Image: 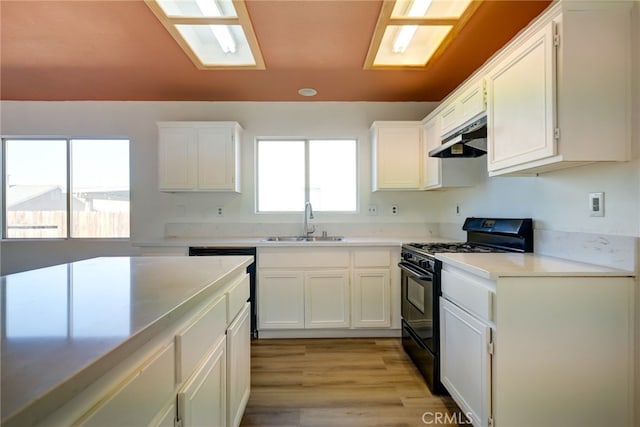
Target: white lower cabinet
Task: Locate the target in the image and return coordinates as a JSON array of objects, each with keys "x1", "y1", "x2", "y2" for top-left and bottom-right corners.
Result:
[
  {"x1": 46, "y1": 271, "x2": 252, "y2": 427},
  {"x1": 440, "y1": 261, "x2": 635, "y2": 427},
  {"x1": 305, "y1": 270, "x2": 350, "y2": 328},
  {"x1": 352, "y1": 269, "x2": 391, "y2": 328},
  {"x1": 258, "y1": 271, "x2": 305, "y2": 329},
  {"x1": 257, "y1": 247, "x2": 399, "y2": 336},
  {"x1": 77, "y1": 342, "x2": 176, "y2": 427},
  {"x1": 440, "y1": 298, "x2": 491, "y2": 427},
  {"x1": 226, "y1": 303, "x2": 251, "y2": 427},
  {"x1": 177, "y1": 336, "x2": 227, "y2": 427}
]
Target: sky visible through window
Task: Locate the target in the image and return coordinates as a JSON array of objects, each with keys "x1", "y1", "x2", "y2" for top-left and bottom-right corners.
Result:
[{"x1": 257, "y1": 139, "x2": 356, "y2": 212}]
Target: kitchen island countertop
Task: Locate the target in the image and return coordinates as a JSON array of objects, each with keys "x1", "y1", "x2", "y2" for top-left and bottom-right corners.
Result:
[{"x1": 1, "y1": 255, "x2": 253, "y2": 426}]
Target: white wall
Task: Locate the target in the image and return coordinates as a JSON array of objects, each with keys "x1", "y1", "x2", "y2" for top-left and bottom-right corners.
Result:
[{"x1": 0, "y1": 101, "x2": 439, "y2": 273}]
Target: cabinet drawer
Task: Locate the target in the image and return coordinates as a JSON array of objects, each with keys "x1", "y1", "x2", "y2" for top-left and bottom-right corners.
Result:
[
  {"x1": 227, "y1": 274, "x2": 250, "y2": 323},
  {"x1": 78, "y1": 343, "x2": 175, "y2": 427},
  {"x1": 441, "y1": 269, "x2": 493, "y2": 321},
  {"x1": 176, "y1": 295, "x2": 227, "y2": 383},
  {"x1": 353, "y1": 250, "x2": 391, "y2": 267},
  {"x1": 259, "y1": 249, "x2": 350, "y2": 268}
]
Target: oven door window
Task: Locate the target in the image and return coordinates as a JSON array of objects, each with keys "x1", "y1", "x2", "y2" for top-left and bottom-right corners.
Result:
[
  {"x1": 407, "y1": 277, "x2": 425, "y2": 313},
  {"x1": 401, "y1": 268, "x2": 434, "y2": 351}
]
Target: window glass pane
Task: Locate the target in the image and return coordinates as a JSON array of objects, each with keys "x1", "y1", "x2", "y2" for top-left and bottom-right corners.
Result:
[
  {"x1": 71, "y1": 139, "x2": 130, "y2": 238},
  {"x1": 309, "y1": 140, "x2": 357, "y2": 211},
  {"x1": 5, "y1": 139, "x2": 67, "y2": 238},
  {"x1": 258, "y1": 140, "x2": 305, "y2": 212}
]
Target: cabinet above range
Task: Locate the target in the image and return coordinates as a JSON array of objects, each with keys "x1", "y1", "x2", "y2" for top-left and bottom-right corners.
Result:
[
  {"x1": 157, "y1": 121, "x2": 242, "y2": 192},
  {"x1": 370, "y1": 120, "x2": 484, "y2": 192}
]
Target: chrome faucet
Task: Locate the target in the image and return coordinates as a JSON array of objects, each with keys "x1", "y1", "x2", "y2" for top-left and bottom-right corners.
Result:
[{"x1": 304, "y1": 201, "x2": 316, "y2": 236}]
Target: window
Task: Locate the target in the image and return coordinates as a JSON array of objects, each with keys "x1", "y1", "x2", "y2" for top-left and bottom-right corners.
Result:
[
  {"x1": 3, "y1": 138, "x2": 130, "y2": 238},
  {"x1": 257, "y1": 139, "x2": 357, "y2": 212}
]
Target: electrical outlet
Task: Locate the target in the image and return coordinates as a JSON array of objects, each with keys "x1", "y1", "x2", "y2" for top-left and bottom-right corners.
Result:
[
  {"x1": 368, "y1": 205, "x2": 378, "y2": 216},
  {"x1": 216, "y1": 206, "x2": 224, "y2": 217},
  {"x1": 589, "y1": 192, "x2": 604, "y2": 217},
  {"x1": 391, "y1": 204, "x2": 399, "y2": 216}
]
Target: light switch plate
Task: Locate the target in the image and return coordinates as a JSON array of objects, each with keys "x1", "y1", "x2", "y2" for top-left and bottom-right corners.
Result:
[{"x1": 589, "y1": 192, "x2": 604, "y2": 217}]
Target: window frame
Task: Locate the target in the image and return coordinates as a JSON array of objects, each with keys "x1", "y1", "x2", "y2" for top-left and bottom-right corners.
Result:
[
  {"x1": 255, "y1": 137, "x2": 359, "y2": 214},
  {"x1": 1, "y1": 136, "x2": 131, "y2": 240}
]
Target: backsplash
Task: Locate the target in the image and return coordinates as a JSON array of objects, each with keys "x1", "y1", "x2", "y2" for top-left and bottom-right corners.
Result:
[
  {"x1": 534, "y1": 229, "x2": 638, "y2": 272},
  {"x1": 165, "y1": 221, "x2": 441, "y2": 239}
]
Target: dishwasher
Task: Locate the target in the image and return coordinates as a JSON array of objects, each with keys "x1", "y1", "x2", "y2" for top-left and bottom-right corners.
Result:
[{"x1": 188, "y1": 246, "x2": 257, "y2": 338}]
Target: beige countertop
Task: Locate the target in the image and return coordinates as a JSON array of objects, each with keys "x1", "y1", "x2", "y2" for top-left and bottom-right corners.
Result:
[
  {"x1": 436, "y1": 252, "x2": 635, "y2": 281},
  {"x1": 1, "y1": 255, "x2": 253, "y2": 425}
]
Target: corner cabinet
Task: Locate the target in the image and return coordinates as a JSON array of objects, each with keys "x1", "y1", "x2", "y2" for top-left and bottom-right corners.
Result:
[
  {"x1": 158, "y1": 121, "x2": 242, "y2": 192},
  {"x1": 486, "y1": 2, "x2": 632, "y2": 176},
  {"x1": 371, "y1": 121, "x2": 423, "y2": 191}
]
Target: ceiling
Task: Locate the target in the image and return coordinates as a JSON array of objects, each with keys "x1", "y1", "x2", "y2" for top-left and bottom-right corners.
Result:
[{"x1": 0, "y1": 0, "x2": 552, "y2": 102}]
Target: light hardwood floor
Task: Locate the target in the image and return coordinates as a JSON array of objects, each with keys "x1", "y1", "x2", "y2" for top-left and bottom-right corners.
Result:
[{"x1": 239, "y1": 338, "x2": 465, "y2": 427}]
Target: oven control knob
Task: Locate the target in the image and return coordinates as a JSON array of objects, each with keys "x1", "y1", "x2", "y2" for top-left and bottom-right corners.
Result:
[
  {"x1": 403, "y1": 253, "x2": 412, "y2": 261},
  {"x1": 418, "y1": 259, "x2": 427, "y2": 268}
]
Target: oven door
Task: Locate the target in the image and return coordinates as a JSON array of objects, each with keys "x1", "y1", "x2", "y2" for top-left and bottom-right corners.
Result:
[{"x1": 399, "y1": 261, "x2": 436, "y2": 354}]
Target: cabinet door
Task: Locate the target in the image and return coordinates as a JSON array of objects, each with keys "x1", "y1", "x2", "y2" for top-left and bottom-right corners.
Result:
[
  {"x1": 226, "y1": 303, "x2": 251, "y2": 427},
  {"x1": 258, "y1": 271, "x2": 304, "y2": 329},
  {"x1": 197, "y1": 126, "x2": 237, "y2": 191},
  {"x1": 440, "y1": 297, "x2": 491, "y2": 427},
  {"x1": 352, "y1": 269, "x2": 390, "y2": 328},
  {"x1": 304, "y1": 270, "x2": 350, "y2": 328},
  {"x1": 158, "y1": 127, "x2": 197, "y2": 190},
  {"x1": 422, "y1": 117, "x2": 441, "y2": 189},
  {"x1": 372, "y1": 124, "x2": 422, "y2": 190},
  {"x1": 177, "y1": 336, "x2": 226, "y2": 427},
  {"x1": 458, "y1": 80, "x2": 486, "y2": 126},
  {"x1": 439, "y1": 103, "x2": 458, "y2": 137},
  {"x1": 78, "y1": 343, "x2": 175, "y2": 427},
  {"x1": 487, "y1": 22, "x2": 556, "y2": 174}
]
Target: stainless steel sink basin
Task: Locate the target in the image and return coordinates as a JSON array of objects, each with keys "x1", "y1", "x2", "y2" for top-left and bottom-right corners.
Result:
[{"x1": 262, "y1": 235, "x2": 344, "y2": 242}]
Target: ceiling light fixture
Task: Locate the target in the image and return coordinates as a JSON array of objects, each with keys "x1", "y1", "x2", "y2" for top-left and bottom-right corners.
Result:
[
  {"x1": 365, "y1": 0, "x2": 477, "y2": 69},
  {"x1": 298, "y1": 88, "x2": 318, "y2": 97},
  {"x1": 146, "y1": 0, "x2": 265, "y2": 69},
  {"x1": 194, "y1": 0, "x2": 236, "y2": 53},
  {"x1": 392, "y1": 0, "x2": 432, "y2": 53}
]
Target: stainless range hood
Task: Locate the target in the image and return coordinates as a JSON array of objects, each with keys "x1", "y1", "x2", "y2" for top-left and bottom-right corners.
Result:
[{"x1": 429, "y1": 116, "x2": 487, "y2": 158}]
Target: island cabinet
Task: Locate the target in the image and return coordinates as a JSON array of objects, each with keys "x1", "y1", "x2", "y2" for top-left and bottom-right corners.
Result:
[
  {"x1": 486, "y1": 1, "x2": 632, "y2": 176},
  {"x1": 14, "y1": 260, "x2": 252, "y2": 427},
  {"x1": 437, "y1": 253, "x2": 635, "y2": 427},
  {"x1": 257, "y1": 247, "x2": 400, "y2": 337},
  {"x1": 158, "y1": 121, "x2": 242, "y2": 192},
  {"x1": 370, "y1": 121, "x2": 423, "y2": 191}
]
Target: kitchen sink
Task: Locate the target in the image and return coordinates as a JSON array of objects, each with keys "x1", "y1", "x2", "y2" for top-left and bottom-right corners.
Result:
[{"x1": 262, "y1": 235, "x2": 344, "y2": 242}]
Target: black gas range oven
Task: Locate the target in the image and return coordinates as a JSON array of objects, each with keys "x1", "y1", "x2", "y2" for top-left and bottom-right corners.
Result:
[{"x1": 399, "y1": 217, "x2": 533, "y2": 394}]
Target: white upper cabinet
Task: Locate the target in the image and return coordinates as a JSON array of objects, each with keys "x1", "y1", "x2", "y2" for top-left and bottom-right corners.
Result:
[
  {"x1": 158, "y1": 121, "x2": 242, "y2": 192},
  {"x1": 486, "y1": 23, "x2": 555, "y2": 173},
  {"x1": 371, "y1": 121, "x2": 423, "y2": 191},
  {"x1": 486, "y1": 2, "x2": 632, "y2": 176},
  {"x1": 440, "y1": 79, "x2": 487, "y2": 137}
]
